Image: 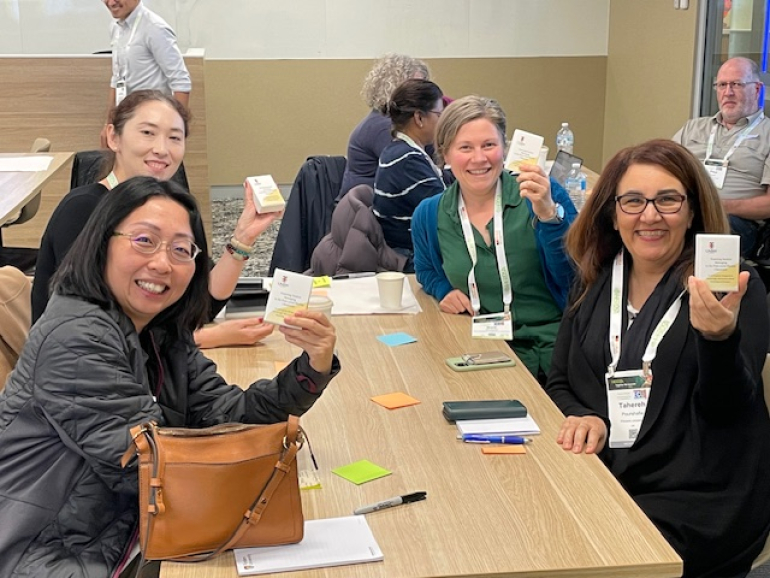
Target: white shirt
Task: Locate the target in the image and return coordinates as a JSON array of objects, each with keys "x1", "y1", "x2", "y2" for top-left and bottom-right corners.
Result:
[{"x1": 110, "y1": 1, "x2": 191, "y2": 95}]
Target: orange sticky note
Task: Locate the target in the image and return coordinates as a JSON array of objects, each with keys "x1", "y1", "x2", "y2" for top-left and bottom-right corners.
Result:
[
  {"x1": 371, "y1": 392, "x2": 421, "y2": 409},
  {"x1": 481, "y1": 445, "x2": 527, "y2": 455}
]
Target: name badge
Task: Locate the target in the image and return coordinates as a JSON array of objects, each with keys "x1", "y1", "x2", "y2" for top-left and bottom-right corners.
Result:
[
  {"x1": 115, "y1": 79, "x2": 127, "y2": 106},
  {"x1": 605, "y1": 369, "x2": 650, "y2": 449},
  {"x1": 471, "y1": 312, "x2": 513, "y2": 340},
  {"x1": 703, "y1": 159, "x2": 728, "y2": 189}
]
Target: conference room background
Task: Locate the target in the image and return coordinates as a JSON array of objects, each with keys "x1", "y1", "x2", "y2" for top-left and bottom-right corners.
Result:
[{"x1": 1, "y1": 0, "x2": 699, "y2": 185}]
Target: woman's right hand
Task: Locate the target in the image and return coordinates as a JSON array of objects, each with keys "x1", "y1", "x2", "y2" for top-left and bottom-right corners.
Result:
[
  {"x1": 280, "y1": 310, "x2": 336, "y2": 375},
  {"x1": 439, "y1": 289, "x2": 474, "y2": 315},
  {"x1": 556, "y1": 415, "x2": 607, "y2": 454}
]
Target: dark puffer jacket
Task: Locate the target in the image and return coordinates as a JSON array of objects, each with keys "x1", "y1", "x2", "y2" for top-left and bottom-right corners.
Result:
[
  {"x1": 0, "y1": 294, "x2": 338, "y2": 577},
  {"x1": 308, "y1": 184, "x2": 406, "y2": 276}
]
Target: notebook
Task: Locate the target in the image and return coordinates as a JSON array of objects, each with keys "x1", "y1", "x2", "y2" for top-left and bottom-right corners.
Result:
[
  {"x1": 455, "y1": 415, "x2": 541, "y2": 436},
  {"x1": 234, "y1": 516, "x2": 383, "y2": 575}
]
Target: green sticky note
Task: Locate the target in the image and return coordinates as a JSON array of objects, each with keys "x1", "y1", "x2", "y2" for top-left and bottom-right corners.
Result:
[{"x1": 332, "y1": 460, "x2": 391, "y2": 485}]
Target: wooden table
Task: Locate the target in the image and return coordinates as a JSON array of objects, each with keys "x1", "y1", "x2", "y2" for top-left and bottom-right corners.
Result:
[
  {"x1": 161, "y1": 280, "x2": 682, "y2": 578},
  {"x1": 0, "y1": 152, "x2": 73, "y2": 228}
]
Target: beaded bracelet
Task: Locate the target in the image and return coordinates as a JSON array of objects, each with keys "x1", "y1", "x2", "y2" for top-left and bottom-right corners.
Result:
[
  {"x1": 226, "y1": 243, "x2": 250, "y2": 261},
  {"x1": 229, "y1": 235, "x2": 255, "y2": 254}
]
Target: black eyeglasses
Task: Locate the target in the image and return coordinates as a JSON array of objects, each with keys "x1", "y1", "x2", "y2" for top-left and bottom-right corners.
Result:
[
  {"x1": 113, "y1": 231, "x2": 201, "y2": 262},
  {"x1": 425, "y1": 110, "x2": 442, "y2": 117},
  {"x1": 712, "y1": 81, "x2": 759, "y2": 92},
  {"x1": 615, "y1": 193, "x2": 687, "y2": 215}
]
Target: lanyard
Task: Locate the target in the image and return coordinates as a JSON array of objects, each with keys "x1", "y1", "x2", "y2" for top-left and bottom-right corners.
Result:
[
  {"x1": 457, "y1": 181, "x2": 512, "y2": 315},
  {"x1": 395, "y1": 132, "x2": 444, "y2": 180},
  {"x1": 113, "y1": 9, "x2": 144, "y2": 80},
  {"x1": 705, "y1": 112, "x2": 764, "y2": 161},
  {"x1": 608, "y1": 252, "x2": 684, "y2": 380}
]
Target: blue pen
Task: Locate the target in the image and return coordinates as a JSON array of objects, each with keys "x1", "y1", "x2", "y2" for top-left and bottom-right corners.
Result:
[{"x1": 458, "y1": 434, "x2": 532, "y2": 444}]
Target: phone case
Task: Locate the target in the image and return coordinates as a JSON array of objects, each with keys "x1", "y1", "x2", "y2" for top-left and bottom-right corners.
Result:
[
  {"x1": 445, "y1": 354, "x2": 515, "y2": 372},
  {"x1": 442, "y1": 399, "x2": 527, "y2": 421}
]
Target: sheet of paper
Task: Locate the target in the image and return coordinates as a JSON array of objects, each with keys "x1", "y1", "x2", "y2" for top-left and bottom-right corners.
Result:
[
  {"x1": 371, "y1": 392, "x2": 421, "y2": 409},
  {"x1": 234, "y1": 516, "x2": 383, "y2": 576},
  {"x1": 0, "y1": 155, "x2": 53, "y2": 172},
  {"x1": 327, "y1": 277, "x2": 422, "y2": 315},
  {"x1": 456, "y1": 416, "x2": 541, "y2": 436},
  {"x1": 377, "y1": 332, "x2": 417, "y2": 347},
  {"x1": 505, "y1": 129, "x2": 544, "y2": 173},
  {"x1": 332, "y1": 459, "x2": 391, "y2": 485}
]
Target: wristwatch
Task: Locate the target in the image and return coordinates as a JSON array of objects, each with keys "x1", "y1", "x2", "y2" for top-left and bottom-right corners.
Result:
[{"x1": 538, "y1": 203, "x2": 565, "y2": 224}]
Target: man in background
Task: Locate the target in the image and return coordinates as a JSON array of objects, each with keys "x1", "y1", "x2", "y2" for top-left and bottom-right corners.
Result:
[
  {"x1": 674, "y1": 56, "x2": 770, "y2": 257},
  {"x1": 100, "y1": 0, "x2": 191, "y2": 146}
]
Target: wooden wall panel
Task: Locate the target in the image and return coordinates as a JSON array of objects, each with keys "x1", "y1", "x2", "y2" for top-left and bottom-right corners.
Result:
[{"x1": 0, "y1": 54, "x2": 210, "y2": 248}]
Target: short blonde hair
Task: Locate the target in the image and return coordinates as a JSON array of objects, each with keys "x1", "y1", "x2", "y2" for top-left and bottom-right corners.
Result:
[
  {"x1": 434, "y1": 95, "x2": 507, "y2": 166},
  {"x1": 361, "y1": 53, "x2": 430, "y2": 110}
]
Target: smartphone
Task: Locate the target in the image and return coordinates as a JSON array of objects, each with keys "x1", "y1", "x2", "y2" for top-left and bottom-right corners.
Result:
[
  {"x1": 442, "y1": 399, "x2": 527, "y2": 422},
  {"x1": 445, "y1": 351, "x2": 515, "y2": 372}
]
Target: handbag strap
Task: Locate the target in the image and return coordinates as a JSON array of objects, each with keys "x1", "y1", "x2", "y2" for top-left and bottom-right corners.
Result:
[{"x1": 176, "y1": 415, "x2": 301, "y2": 562}]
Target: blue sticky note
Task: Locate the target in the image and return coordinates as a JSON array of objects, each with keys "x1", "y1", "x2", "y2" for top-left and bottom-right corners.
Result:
[{"x1": 377, "y1": 332, "x2": 417, "y2": 347}]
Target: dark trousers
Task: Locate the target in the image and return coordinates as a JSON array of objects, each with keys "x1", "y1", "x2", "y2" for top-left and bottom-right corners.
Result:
[{"x1": 728, "y1": 215, "x2": 760, "y2": 258}]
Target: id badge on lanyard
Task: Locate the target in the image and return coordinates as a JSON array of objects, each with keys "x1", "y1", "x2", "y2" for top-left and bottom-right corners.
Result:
[
  {"x1": 703, "y1": 159, "x2": 728, "y2": 189},
  {"x1": 472, "y1": 312, "x2": 513, "y2": 340},
  {"x1": 604, "y1": 252, "x2": 683, "y2": 449},
  {"x1": 115, "y1": 79, "x2": 127, "y2": 106},
  {"x1": 703, "y1": 113, "x2": 764, "y2": 190},
  {"x1": 457, "y1": 182, "x2": 514, "y2": 342},
  {"x1": 605, "y1": 370, "x2": 649, "y2": 448},
  {"x1": 112, "y1": 10, "x2": 143, "y2": 107}
]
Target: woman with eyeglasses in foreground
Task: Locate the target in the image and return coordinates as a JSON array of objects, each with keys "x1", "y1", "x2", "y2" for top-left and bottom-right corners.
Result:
[
  {"x1": 544, "y1": 140, "x2": 770, "y2": 578},
  {"x1": 0, "y1": 177, "x2": 338, "y2": 577},
  {"x1": 32, "y1": 89, "x2": 277, "y2": 349}
]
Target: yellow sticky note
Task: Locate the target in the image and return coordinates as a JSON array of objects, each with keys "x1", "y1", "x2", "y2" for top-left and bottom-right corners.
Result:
[
  {"x1": 332, "y1": 460, "x2": 391, "y2": 485},
  {"x1": 371, "y1": 392, "x2": 421, "y2": 409},
  {"x1": 299, "y1": 469, "x2": 322, "y2": 490},
  {"x1": 481, "y1": 445, "x2": 527, "y2": 455},
  {"x1": 313, "y1": 276, "x2": 332, "y2": 288}
]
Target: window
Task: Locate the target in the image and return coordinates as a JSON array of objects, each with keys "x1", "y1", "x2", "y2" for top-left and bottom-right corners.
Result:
[{"x1": 699, "y1": 0, "x2": 769, "y2": 116}]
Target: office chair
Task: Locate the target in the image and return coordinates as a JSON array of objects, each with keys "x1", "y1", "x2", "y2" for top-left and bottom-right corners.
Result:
[
  {"x1": 70, "y1": 150, "x2": 190, "y2": 191},
  {"x1": 269, "y1": 155, "x2": 347, "y2": 275},
  {"x1": 0, "y1": 138, "x2": 52, "y2": 274}
]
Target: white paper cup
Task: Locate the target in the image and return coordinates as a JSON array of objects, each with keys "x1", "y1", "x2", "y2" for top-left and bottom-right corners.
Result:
[
  {"x1": 376, "y1": 272, "x2": 405, "y2": 310},
  {"x1": 307, "y1": 295, "x2": 333, "y2": 319},
  {"x1": 538, "y1": 146, "x2": 549, "y2": 170}
]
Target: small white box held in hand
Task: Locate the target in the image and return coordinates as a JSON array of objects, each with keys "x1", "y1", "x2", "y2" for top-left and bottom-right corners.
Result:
[
  {"x1": 264, "y1": 269, "x2": 313, "y2": 327},
  {"x1": 694, "y1": 234, "x2": 740, "y2": 292},
  {"x1": 376, "y1": 272, "x2": 405, "y2": 310},
  {"x1": 245, "y1": 175, "x2": 285, "y2": 214}
]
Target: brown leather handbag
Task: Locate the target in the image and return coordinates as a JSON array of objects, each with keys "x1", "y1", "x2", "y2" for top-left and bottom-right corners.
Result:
[{"x1": 120, "y1": 415, "x2": 304, "y2": 561}]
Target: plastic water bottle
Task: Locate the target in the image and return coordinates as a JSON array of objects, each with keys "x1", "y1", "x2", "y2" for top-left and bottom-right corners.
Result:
[
  {"x1": 556, "y1": 122, "x2": 574, "y2": 154},
  {"x1": 565, "y1": 162, "x2": 585, "y2": 211}
]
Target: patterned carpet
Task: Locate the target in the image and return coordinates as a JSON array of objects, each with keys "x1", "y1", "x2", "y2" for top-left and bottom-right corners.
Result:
[{"x1": 211, "y1": 198, "x2": 279, "y2": 277}]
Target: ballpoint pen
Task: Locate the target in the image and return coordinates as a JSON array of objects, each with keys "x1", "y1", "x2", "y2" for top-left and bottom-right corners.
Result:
[
  {"x1": 332, "y1": 272, "x2": 376, "y2": 279},
  {"x1": 353, "y1": 491, "x2": 427, "y2": 515},
  {"x1": 458, "y1": 434, "x2": 532, "y2": 444}
]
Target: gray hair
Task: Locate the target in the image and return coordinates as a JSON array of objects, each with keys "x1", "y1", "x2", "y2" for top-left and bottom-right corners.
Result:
[{"x1": 361, "y1": 53, "x2": 430, "y2": 110}]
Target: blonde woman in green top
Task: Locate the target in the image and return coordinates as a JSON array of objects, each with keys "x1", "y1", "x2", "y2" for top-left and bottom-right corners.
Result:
[{"x1": 412, "y1": 96, "x2": 577, "y2": 381}]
